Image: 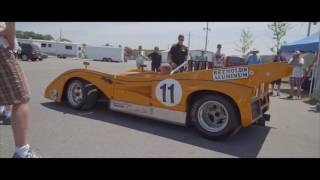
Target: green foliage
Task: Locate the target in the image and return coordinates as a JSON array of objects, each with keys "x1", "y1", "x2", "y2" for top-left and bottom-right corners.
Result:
[
  {"x1": 234, "y1": 28, "x2": 254, "y2": 55},
  {"x1": 60, "y1": 38, "x2": 72, "y2": 42},
  {"x1": 16, "y1": 30, "x2": 54, "y2": 40},
  {"x1": 268, "y1": 22, "x2": 290, "y2": 53}
]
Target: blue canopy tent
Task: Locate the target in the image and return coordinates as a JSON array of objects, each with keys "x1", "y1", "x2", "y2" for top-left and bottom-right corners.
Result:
[
  {"x1": 280, "y1": 31, "x2": 320, "y2": 53},
  {"x1": 280, "y1": 31, "x2": 320, "y2": 101}
]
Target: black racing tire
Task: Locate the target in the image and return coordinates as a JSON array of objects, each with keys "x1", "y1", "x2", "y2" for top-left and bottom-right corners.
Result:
[
  {"x1": 81, "y1": 84, "x2": 98, "y2": 110},
  {"x1": 66, "y1": 79, "x2": 98, "y2": 110},
  {"x1": 190, "y1": 94, "x2": 240, "y2": 140}
]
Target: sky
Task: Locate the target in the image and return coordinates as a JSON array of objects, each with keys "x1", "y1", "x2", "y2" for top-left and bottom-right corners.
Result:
[{"x1": 16, "y1": 22, "x2": 320, "y2": 55}]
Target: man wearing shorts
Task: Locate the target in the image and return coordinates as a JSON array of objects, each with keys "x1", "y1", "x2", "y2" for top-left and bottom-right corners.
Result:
[
  {"x1": 0, "y1": 22, "x2": 40, "y2": 158},
  {"x1": 287, "y1": 51, "x2": 304, "y2": 99}
]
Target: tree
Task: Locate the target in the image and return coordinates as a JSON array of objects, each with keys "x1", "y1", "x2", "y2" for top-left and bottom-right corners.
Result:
[
  {"x1": 43, "y1": 34, "x2": 54, "y2": 40},
  {"x1": 234, "y1": 28, "x2": 254, "y2": 56},
  {"x1": 16, "y1": 30, "x2": 54, "y2": 40},
  {"x1": 268, "y1": 22, "x2": 290, "y2": 53},
  {"x1": 60, "y1": 38, "x2": 71, "y2": 42}
]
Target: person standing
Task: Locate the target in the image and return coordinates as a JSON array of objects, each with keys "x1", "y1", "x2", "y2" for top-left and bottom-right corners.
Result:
[
  {"x1": 0, "y1": 22, "x2": 40, "y2": 158},
  {"x1": 270, "y1": 50, "x2": 287, "y2": 96},
  {"x1": 135, "y1": 45, "x2": 148, "y2": 70},
  {"x1": 247, "y1": 48, "x2": 262, "y2": 64},
  {"x1": 168, "y1": 34, "x2": 188, "y2": 69},
  {"x1": 199, "y1": 50, "x2": 208, "y2": 61},
  {"x1": 287, "y1": 51, "x2": 304, "y2": 99},
  {"x1": 148, "y1": 46, "x2": 162, "y2": 72},
  {"x1": 213, "y1": 44, "x2": 223, "y2": 67}
]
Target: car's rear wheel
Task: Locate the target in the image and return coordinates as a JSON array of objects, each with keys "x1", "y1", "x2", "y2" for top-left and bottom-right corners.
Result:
[
  {"x1": 66, "y1": 79, "x2": 98, "y2": 110},
  {"x1": 190, "y1": 94, "x2": 240, "y2": 140}
]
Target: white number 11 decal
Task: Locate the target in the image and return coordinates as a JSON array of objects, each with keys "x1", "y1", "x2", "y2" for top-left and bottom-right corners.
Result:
[
  {"x1": 156, "y1": 79, "x2": 182, "y2": 107},
  {"x1": 160, "y1": 84, "x2": 175, "y2": 103}
]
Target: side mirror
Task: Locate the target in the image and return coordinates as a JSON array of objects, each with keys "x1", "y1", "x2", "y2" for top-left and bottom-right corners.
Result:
[{"x1": 83, "y1": 61, "x2": 90, "y2": 69}]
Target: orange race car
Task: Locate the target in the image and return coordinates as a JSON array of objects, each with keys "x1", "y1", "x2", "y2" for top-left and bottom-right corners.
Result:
[{"x1": 45, "y1": 59, "x2": 292, "y2": 140}]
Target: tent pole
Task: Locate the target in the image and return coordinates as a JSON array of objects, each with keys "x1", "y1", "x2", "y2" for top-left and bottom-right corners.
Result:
[
  {"x1": 311, "y1": 29, "x2": 320, "y2": 99},
  {"x1": 309, "y1": 54, "x2": 317, "y2": 96},
  {"x1": 311, "y1": 55, "x2": 319, "y2": 98}
]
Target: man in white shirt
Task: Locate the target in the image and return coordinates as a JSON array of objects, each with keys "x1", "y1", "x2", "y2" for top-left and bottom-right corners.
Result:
[{"x1": 287, "y1": 51, "x2": 305, "y2": 99}]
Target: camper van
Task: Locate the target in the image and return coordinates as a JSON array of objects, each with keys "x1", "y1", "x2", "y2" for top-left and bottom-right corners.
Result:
[
  {"x1": 84, "y1": 45, "x2": 124, "y2": 62},
  {"x1": 17, "y1": 38, "x2": 83, "y2": 59}
]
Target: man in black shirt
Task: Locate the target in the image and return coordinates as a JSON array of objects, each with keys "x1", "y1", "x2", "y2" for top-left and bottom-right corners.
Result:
[
  {"x1": 148, "y1": 46, "x2": 162, "y2": 72},
  {"x1": 270, "y1": 50, "x2": 287, "y2": 96},
  {"x1": 168, "y1": 34, "x2": 188, "y2": 69}
]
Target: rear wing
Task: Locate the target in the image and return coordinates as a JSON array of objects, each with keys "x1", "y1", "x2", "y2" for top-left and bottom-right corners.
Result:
[
  {"x1": 170, "y1": 60, "x2": 292, "y2": 87},
  {"x1": 212, "y1": 62, "x2": 292, "y2": 87}
]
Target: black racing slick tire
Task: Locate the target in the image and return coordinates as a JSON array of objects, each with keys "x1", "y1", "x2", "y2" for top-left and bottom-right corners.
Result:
[
  {"x1": 190, "y1": 94, "x2": 240, "y2": 140},
  {"x1": 66, "y1": 79, "x2": 98, "y2": 110}
]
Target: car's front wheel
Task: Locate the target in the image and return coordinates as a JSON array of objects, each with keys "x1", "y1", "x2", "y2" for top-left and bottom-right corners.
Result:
[
  {"x1": 190, "y1": 94, "x2": 240, "y2": 140},
  {"x1": 66, "y1": 79, "x2": 98, "y2": 110}
]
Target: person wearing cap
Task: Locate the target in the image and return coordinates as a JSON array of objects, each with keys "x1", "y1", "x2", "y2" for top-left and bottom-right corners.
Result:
[
  {"x1": 287, "y1": 51, "x2": 304, "y2": 99},
  {"x1": 168, "y1": 34, "x2": 188, "y2": 69},
  {"x1": 247, "y1": 48, "x2": 262, "y2": 64},
  {"x1": 148, "y1": 46, "x2": 162, "y2": 72}
]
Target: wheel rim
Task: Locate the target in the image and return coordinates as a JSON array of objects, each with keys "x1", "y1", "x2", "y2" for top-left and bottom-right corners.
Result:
[
  {"x1": 197, "y1": 101, "x2": 229, "y2": 133},
  {"x1": 67, "y1": 81, "x2": 84, "y2": 106}
]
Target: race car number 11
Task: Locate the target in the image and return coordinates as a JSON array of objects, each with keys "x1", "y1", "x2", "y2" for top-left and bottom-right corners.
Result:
[{"x1": 156, "y1": 79, "x2": 182, "y2": 106}]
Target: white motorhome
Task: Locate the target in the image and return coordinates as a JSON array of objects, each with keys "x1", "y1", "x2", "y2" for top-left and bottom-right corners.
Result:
[
  {"x1": 84, "y1": 45, "x2": 124, "y2": 62},
  {"x1": 17, "y1": 38, "x2": 83, "y2": 58}
]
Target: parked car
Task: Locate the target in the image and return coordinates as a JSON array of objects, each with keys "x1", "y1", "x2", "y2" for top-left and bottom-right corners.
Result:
[{"x1": 17, "y1": 43, "x2": 42, "y2": 61}]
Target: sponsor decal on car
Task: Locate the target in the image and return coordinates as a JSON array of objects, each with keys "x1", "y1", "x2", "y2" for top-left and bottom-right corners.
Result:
[{"x1": 213, "y1": 66, "x2": 249, "y2": 81}]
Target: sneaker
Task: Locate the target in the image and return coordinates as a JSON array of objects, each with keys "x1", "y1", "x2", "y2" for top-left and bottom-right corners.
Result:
[
  {"x1": 12, "y1": 148, "x2": 41, "y2": 158},
  {"x1": 286, "y1": 95, "x2": 293, "y2": 99}
]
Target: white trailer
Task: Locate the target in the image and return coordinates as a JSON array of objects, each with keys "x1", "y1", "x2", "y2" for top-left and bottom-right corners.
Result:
[
  {"x1": 84, "y1": 45, "x2": 124, "y2": 62},
  {"x1": 17, "y1": 38, "x2": 83, "y2": 58}
]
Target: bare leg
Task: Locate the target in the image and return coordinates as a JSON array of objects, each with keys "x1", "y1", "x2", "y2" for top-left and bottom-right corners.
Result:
[
  {"x1": 290, "y1": 83, "x2": 294, "y2": 97},
  {"x1": 276, "y1": 83, "x2": 280, "y2": 96},
  {"x1": 297, "y1": 82, "x2": 302, "y2": 99},
  {"x1": 11, "y1": 102, "x2": 30, "y2": 147}
]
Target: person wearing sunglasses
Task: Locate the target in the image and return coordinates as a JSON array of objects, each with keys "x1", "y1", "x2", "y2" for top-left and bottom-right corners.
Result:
[{"x1": 168, "y1": 34, "x2": 188, "y2": 69}]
